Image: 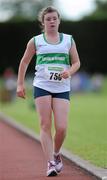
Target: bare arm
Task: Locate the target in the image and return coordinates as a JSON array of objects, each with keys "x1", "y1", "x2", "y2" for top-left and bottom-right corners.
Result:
[
  {"x1": 17, "y1": 38, "x2": 35, "y2": 98},
  {"x1": 69, "y1": 41, "x2": 80, "y2": 75},
  {"x1": 61, "y1": 41, "x2": 80, "y2": 79}
]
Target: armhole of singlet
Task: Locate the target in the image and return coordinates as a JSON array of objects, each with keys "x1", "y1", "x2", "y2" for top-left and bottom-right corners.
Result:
[
  {"x1": 70, "y1": 35, "x2": 75, "y2": 48},
  {"x1": 33, "y1": 36, "x2": 36, "y2": 51}
]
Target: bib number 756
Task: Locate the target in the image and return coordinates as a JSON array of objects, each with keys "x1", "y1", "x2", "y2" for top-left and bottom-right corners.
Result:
[{"x1": 50, "y1": 72, "x2": 62, "y2": 81}]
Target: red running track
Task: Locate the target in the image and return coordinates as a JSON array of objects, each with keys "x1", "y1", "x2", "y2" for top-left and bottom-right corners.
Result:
[{"x1": 0, "y1": 120, "x2": 99, "y2": 180}]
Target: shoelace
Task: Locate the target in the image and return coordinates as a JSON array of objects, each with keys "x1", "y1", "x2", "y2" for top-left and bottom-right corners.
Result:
[{"x1": 48, "y1": 161, "x2": 55, "y2": 169}]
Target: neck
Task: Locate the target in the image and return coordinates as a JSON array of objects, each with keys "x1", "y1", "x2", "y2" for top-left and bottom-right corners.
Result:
[
  {"x1": 44, "y1": 32, "x2": 60, "y2": 44},
  {"x1": 45, "y1": 31, "x2": 59, "y2": 37}
]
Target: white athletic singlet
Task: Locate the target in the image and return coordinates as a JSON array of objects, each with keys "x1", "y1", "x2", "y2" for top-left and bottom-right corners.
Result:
[{"x1": 33, "y1": 33, "x2": 73, "y2": 93}]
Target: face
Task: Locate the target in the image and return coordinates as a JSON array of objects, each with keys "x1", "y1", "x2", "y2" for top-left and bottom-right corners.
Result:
[{"x1": 42, "y1": 12, "x2": 60, "y2": 32}]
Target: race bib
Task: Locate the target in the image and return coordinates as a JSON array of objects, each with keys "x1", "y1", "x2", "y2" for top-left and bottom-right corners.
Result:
[{"x1": 45, "y1": 65, "x2": 64, "y2": 82}]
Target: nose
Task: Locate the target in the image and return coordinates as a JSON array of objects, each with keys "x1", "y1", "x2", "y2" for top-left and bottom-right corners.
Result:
[{"x1": 50, "y1": 19, "x2": 54, "y2": 23}]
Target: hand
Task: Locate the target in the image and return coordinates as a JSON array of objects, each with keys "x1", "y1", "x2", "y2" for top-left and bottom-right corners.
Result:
[
  {"x1": 16, "y1": 84, "x2": 26, "y2": 99},
  {"x1": 60, "y1": 70, "x2": 71, "y2": 79}
]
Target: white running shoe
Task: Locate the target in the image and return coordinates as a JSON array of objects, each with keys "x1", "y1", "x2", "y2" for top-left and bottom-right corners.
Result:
[
  {"x1": 47, "y1": 161, "x2": 57, "y2": 177},
  {"x1": 54, "y1": 154, "x2": 63, "y2": 173}
]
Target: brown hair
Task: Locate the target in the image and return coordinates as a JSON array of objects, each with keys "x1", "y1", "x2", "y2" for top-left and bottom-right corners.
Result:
[{"x1": 38, "y1": 6, "x2": 60, "y2": 31}]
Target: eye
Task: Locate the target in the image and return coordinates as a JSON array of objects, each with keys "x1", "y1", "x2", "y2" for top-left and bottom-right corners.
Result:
[
  {"x1": 46, "y1": 17, "x2": 51, "y2": 21},
  {"x1": 53, "y1": 17, "x2": 57, "y2": 20}
]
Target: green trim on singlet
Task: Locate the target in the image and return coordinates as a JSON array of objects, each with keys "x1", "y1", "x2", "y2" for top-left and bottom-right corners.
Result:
[
  {"x1": 33, "y1": 36, "x2": 36, "y2": 51},
  {"x1": 43, "y1": 33, "x2": 63, "y2": 45},
  {"x1": 36, "y1": 53, "x2": 70, "y2": 65},
  {"x1": 71, "y1": 35, "x2": 74, "y2": 47}
]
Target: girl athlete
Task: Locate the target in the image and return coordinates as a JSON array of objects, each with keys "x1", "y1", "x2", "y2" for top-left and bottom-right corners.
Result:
[{"x1": 17, "y1": 6, "x2": 80, "y2": 177}]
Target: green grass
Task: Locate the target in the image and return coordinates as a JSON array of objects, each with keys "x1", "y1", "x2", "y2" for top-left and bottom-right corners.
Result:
[
  {"x1": 0, "y1": 77, "x2": 107, "y2": 168},
  {"x1": 65, "y1": 93, "x2": 107, "y2": 168},
  {"x1": 0, "y1": 97, "x2": 40, "y2": 133}
]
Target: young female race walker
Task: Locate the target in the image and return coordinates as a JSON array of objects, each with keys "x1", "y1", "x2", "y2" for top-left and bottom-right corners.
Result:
[{"x1": 17, "y1": 6, "x2": 80, "y2": 177}]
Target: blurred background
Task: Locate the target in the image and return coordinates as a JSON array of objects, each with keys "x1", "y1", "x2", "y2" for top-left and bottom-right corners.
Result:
[
  {"x1": 0, "y1": 0, "x2": 107, "y2": 169},
  {"x1": 0, "y1": 0, "x2": 107, "y2": 94}
]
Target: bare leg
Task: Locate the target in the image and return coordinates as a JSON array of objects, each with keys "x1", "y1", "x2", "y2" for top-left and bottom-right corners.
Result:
[
  {"x1": 35, "y1": 95, "x2": 54, "y2": 162},
  {"x1": 52, "y1": 98, "x2": 70, "y2": 153}
]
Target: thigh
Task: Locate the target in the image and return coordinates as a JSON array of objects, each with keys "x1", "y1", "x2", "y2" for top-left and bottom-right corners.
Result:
[
  {"x1": 35, "y1": 95, "x2": 52, "y2": 126},
  {"x1": 52, "y1": 98, "x2": 70, "y2": 130}
]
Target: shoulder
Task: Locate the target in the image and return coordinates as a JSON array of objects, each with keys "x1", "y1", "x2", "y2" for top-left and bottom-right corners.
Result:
[
  {"x1": 62, "y1": 33, "x2": 73, "y2": 38},
  {"x1": 27, "y1": 37, "x2": 35, "y2": 47},
  {"x1": 33, "y1": 33, "x2": 44, "y2": 46},
  {"x1": 34, "y1": 33, "x2": 43, "y2": 40},
  {"x1": 26, "y1": 37, "x2": 36, "y2": 52},
  {"x1": 62, "y1": 33, "x2": 74, "y2": 47},
  {"x1": 62, "y1": 33, "x2": 73, "y2": 42},
  {"x1": 27, "y1": 34, "x2": 42, "y2": 49}
]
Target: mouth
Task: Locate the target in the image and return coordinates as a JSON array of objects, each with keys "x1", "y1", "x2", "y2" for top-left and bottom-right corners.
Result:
[{"x1": 50, "y1": 25, "x2": 55, "y2": 27}]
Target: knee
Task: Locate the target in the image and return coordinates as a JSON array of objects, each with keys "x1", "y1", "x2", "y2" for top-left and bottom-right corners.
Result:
[{"x1": 40, "y1": 118, "x2": 51, "y2": 132}]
